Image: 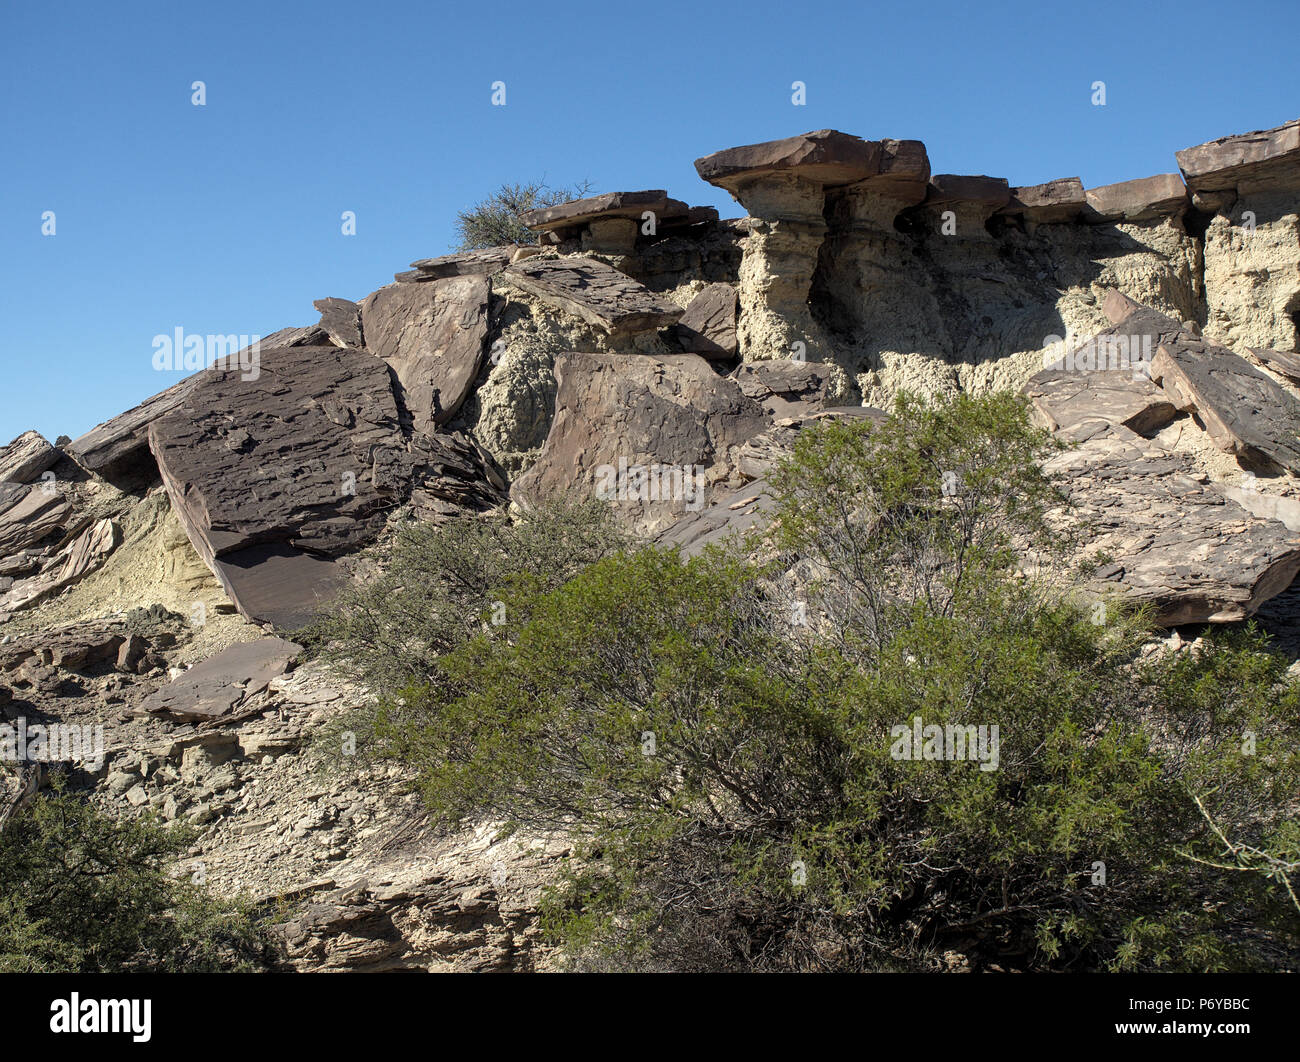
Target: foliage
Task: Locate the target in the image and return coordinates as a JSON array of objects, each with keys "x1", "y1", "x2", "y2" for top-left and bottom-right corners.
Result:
[
  {"x1": 454, "y1": 178, "x2": 594, "y2": 251},
  {"x1": 0, "y1": 784, "x2": 277, "y2": 972}
]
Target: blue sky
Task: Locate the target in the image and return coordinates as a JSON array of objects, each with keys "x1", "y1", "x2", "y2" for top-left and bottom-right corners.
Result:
[{"x1": 2, "y1": 0, "x2": 1298, "y2": 444}]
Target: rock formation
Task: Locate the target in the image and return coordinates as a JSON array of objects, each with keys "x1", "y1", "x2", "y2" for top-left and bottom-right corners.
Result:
[{"x1": 7, "y1": 114, "x2": 1300, "y2": 972}]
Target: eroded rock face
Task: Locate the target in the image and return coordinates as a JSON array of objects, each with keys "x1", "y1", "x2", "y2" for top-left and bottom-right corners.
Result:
[
  {"x1": 511, "y1": 353, "x2": 771, "y2": 535},
  {"x1": 1045, "y1": 418, "x2": 1300, "y2": 625},
  {"x1": 0, "y1": 431, "x2": 58, "y2": 484},
  {"x1": 1201, "y1": 197, "x2": 1300, "y2": 353},
  {"x1": 500, "y1": 256, "x2": 683, "y2": 336},
  {"x1": 676, "y1": 282, "x2": 738, "y2": 358},
  {"x1": 1104, "y1": 294, "x2": 1300, "y2": 472},
  {"x1": 360, "y1": 275, "x2": 490, "y2": 433}
]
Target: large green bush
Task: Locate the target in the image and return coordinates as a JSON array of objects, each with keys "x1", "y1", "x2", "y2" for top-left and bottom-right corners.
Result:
[{"x1": 327, "y1": 392, "x2": 1300, "y2": 971}]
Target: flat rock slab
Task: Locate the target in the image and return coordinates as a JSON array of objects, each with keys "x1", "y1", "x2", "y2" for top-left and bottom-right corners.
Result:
[
  {"x1": 695, "y1": 130, "x2": 929, "y2": 199},
  {"x1": 148, "y1": 344, "x2": 411, "y2": 625},
  {"x1": 0, "y1": 518, "x2": 120, "y2": 613},
  {"x1": 924, "y1": 174, "x2": 1011, "y2": 210},
  {"x1": 66, "y1": 327, "x2": 321, "y2": 483},
  {"x1": 137, "y1": 636, "x2": 303, "y2": 722},
  {"x1": 1176, "y1": 119, "x2": 1300, "y2": 195},
  {"x1": 360, "y1": 275, "x2": 489, "y2": 433},
  {"x1": 656, "y1": 478, "x2": 778, "y2": 556},
  {"x1": 999, "y1": 177, "x2": 1086, "y2": 224},
  {"x1": 0, "y1": 431, "x2": 58, "y2": 484},
  {"x1": 1023, "y1": 368, "x2": 1177, "y2": 435},
  {"x1": 313, "y1": 298, "x2": 363, "y2": 348},
  {"x1": 408, "y1": 246, "x2": 516, "y2": 280},
  {"x1": 730, "y1": 361, "x2": 837, "y2": 420},
  {"x1": 1103, "y1": 294, "x2": 1300, "y2": 472},
  {"x1": 1251, "y1": 347, "x2": 1300, "y2": 382},
  {"x1": 676, "y1": 283, "x2": 738, "y2": 357},
  {"x1": 213, "y1": 546, "x2": 346, "y2": 632},
  {"x1": 520, "y1": 191, "x2": 688, "y2": 233},
  {"x1": 502, "y1": 257, "x2": 683, "y2": 335},
  {"x1": 0, "y1": 483, "x2": 72, "y2": 556},
  {"x1": 1045, "y1": 418, "x2": 1300, "y2": 625},
  {"x1": 511, "y1": 353, "x2": 770, "y2": 536},
  {"x1": 1084, "y1": 174, "x2": 1188, "y2": 222}
]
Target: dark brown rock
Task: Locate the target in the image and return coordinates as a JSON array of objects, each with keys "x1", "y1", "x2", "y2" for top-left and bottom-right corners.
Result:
[
  {"x1": 1084, "y1": 174, "x2": 1188, "y2": 222},
  {"x1": 999, "y1": 177, "x2": 1087, "y2": 224},
  {"x1": 313, "y1": 298, "x2": 363, "y2": 349},
  {"x1": 730, "y1": 361, "x2": 836, "y2": 419},
  {"x1": 360, "y1": 275, "x2": 490, "y2": 433},
  {"x1": 501, "y1": 257, "x2": 683, "y2": 335},
  {"x1": 520, "y1": 191, "x2": 689, "y2": 234},
  {"x1": 1024, "y1": 367, "x2": 1177, "y2": 436},
  {"x1": 695, "y1": 130, "x2": 929, "y2": 198},
  {"x1": 137, "y1": 636, "x2": 302, "y2": 722},
  {"x1": 0, "y1": 432, "x2": 58, "y2": 484},
  {"x1": 676, "y1": 283, "x2": 738, "y2": 358},
  {"x1": 1101, "y1": 296, "x2": 1300, "y2": 473},
  {"x1": 924, "y1": 174, "x2": 1011, "y2": 210},
  {"x1": 1251, "y1": 347, "x2": 1300, "y2": 382},
  {"x1": 147, "y1": 344, "x2": 412, "y2": 626},
  {"x1": 1176, "y1": 119, "x2": 1300, "y2": 195},
  {"x1": 407, "y1": 246, "x2": 516, "y2": 280},
  {"x1": 511, "y1": 353, "x2": 770, "y2": 535},
  {"x1": 0, "y1": 483, "x2": 72, "y2": 556}
]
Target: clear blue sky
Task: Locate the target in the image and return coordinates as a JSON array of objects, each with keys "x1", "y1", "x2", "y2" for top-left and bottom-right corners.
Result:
[{"x1": 2, "y1": 0, "x2": 1297, "y2": 444}]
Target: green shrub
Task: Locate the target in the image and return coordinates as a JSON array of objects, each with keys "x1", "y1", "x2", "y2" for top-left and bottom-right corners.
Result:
[
  {"x1": 454, "y1": 179, "x2": 593, "y2": 250},
  {"x1": 0, "y1": 785, "x2": 276, "y2": 972},
  {"x1": 336, "y1": 391, "x2": 1300, "y2": 971}
]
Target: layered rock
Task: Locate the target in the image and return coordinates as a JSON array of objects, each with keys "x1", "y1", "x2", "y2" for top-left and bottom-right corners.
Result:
[
  {"x1": 136, "y1": 636, "x2": 302, "y2": 722},
  {"x1": 147, "y1": 344, "x2": 412, "y2": 628},
  {"x1": 312, "y1": 298, "x2": 364, "y2": 349},
  {"x1": 0, "y1": 431, "x2": 58, "y2": 484},
  {"x1": 359, "y1": 275, "x2": 490, "y2": 433},
  {"x1": 500, "y1": 256, "x2": 683, "y2": 335},
  {"x1": 511, "y1": 353, "x2": 770, "y2": 535},
  {"x1": 696, "y1": 130, "x2": 930, "y2": 359},
  {"x1": 1104, "y1": 293, "x2": 1300, "y2": 472},
  {"x1": 1044, "y1": 418, "x2": 1300, "y2": 625},
  {"x1": 999, "y1": 178, "x2": 1087, "y2": 227},
  {"x1": 1084, "y1": 174, "x2": 1188, "y2": 223},
  {"x1": 912, "y1": 174, "x2": 1011, "y2": 240}
]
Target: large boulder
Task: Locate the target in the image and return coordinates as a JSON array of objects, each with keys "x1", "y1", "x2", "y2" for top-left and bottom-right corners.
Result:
[
  {"x1": 511, "y1": 353, "x2": 771, "y2": 535},
  {"x1": 137, "y1": 636, "x2": 302, "y2": 722},
  {"x1": 359, "y1": 275, "x2": 490, "y2": 434},
  {"x1": 147, "y1": 344, "x2": 413, "y2": 628},
  {"x1": 1045, "y1": 418, "x2": 1300, "y2": 625},
  {"x1": 0, "y1": 431, "x2": 58, "y2": 484}
]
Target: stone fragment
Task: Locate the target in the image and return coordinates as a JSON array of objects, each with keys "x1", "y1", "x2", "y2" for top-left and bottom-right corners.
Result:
[
  {"x1": 313, "y1": 298, "x2": 363, "y2": 348},
  {"x1": 519, "y1": 191, "x2": 689, "y2": 234},
  {"x1": 1251, "y1": 347, "x2": 1300, "y2": 382},
  {"x1": 501, "y1": 257, "x2": 682, "y2": 335},
  {"x1": 137, "y1": 637, "x2": 302, "y2": 722},
  {"x1": 1084, "y1": 174, "x2": 1188, "y2": 223},
  {"x1": 0, "y1": 431, "x2": 58, "y2": 484},
  {"x1": 407, "y1": 246, "x2": 516, "y2": 279},
  {"x1": 0, "y1": 483, "x2": 72, "y2": 555},
  {"x1": 360, "y1": 275, "x2": 489, "y2": 432},
  {"x1": 1176, "y1": 119, "x2": 1300, "y2": 195},
  {"x1": 1023, "y1": 368, "x2": 1177, "y2": 435},
  {"x1": 730, "y1": 361, "x2": 836, "y2": 419},
  {"x1": 675, "y1": 283, "x2": 738, "y2": 358},
  {"x1": 694, "y1": 130, "x2": 927, "y2": 196},
  {"x1": 998, "y1": 177, "x2": 1087, "y2": 224}
]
